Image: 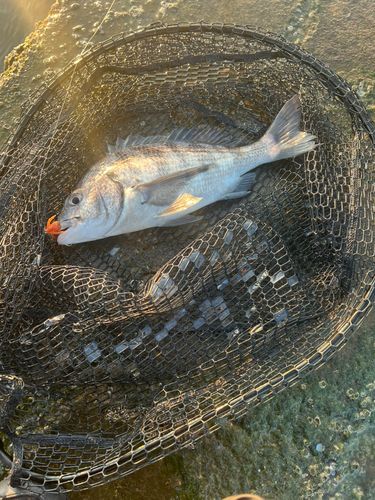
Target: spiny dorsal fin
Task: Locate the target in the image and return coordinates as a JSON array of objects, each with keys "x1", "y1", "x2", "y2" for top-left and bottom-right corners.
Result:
[{"x1": 107, "y1": 126, "x2": 240, "y2": 153}]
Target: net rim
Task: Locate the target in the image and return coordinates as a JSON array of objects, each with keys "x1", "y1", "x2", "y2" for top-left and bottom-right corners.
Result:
[
  {"x1": 0, "y1": 21, "x2": 375, "y2": 491},
  {"x1": 1, "y1": 21, "x2": 374, "y2": 162},
  {"x1": 1, "y1": 22, "x2": 374, "y2": 347}
]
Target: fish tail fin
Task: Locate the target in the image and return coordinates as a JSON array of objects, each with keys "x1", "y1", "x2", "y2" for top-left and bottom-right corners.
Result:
[{"x1": 261, "y1": 95, "x2": 316, "y2": 161}]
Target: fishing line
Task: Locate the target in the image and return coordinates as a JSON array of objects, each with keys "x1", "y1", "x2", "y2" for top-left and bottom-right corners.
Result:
[
  {"x1": 54, "y1": 0, "x2": 117, "y2": 129},
  {"x1": 36, "y1": 0, "x2": 117, "y2": 237}
]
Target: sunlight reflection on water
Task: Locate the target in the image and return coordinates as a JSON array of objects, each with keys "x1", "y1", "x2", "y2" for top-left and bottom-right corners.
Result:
[{"x1": 0, "y1": 0, "x2": 53, "y2": 67}]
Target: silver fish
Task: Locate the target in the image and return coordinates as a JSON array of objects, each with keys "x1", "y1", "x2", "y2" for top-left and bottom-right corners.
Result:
[{"x1": 55, "y1": 95, "x2": 315, "y2": 245}]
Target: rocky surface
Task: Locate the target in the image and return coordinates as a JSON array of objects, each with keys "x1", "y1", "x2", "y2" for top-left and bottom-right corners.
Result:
[
  {"x1": 0, "y1": 1, "x2": 374, "y2": 499},
  {"x1": 0, "y1": 0, "x2": 373, "y2": 147}
]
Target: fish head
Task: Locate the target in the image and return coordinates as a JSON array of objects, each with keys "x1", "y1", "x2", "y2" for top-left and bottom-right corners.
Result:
[{"x1": 57, "y1": 175, "x2": 124, "y2": 245}]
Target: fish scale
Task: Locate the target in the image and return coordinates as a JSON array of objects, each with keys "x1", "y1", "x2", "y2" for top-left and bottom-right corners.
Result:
[{"x1": 46, "y1": 95, "x2": 315, "y2": 245}]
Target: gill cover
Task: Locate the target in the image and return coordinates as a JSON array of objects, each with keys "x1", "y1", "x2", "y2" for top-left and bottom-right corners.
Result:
[{"x1": 57, "y1": 174, "x2": 124, "y2": 244}]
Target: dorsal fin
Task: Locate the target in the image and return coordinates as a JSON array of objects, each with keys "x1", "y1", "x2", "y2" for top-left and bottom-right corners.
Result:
[{"x1": 107, "y1": 126, "x2": 240, "y2": 153}]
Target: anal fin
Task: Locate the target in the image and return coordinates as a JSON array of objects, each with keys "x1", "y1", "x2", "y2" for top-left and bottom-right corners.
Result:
[
  {"x1": 234, "y1": 171, "x2": 257, "y2": 192},
  {"x1": 157, "y1": 193, "x2": 202, "y2": 217},
  {"x1": 223, "y1": 171, "x2": 257, "y2": 200}
]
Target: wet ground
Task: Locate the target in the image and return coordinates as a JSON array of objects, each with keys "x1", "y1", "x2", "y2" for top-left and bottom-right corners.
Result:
[
  {"x1": 0, "y1": 1, "x2": 374, "y2": 499},
  {"x1": 0, "y1": 0, "x2": 373, "y2": 146}
]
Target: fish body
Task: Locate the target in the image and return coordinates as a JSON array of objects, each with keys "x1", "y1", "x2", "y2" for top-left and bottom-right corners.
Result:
[{"x1": 54, "y1": 96, "x2": 315, "y2": 245}]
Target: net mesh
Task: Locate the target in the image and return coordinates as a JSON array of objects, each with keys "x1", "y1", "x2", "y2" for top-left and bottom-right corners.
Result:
[{"x1": 0, "y1": 22, "x2": 374, "y2": 493}]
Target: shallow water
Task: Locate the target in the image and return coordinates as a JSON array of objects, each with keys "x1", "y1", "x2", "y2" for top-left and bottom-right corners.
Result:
[
  {"x1": 0, "y1": 1, "x2": 374, "y2": 500},
  {"x1": 0, "y1": 0, "x2": 52, "y2": 66}
]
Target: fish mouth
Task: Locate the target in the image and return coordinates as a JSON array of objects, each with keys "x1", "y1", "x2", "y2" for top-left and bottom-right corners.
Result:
[
  {"x1": 56, "y1": 217, "x2": 80, "y2": 243},
  {"x1": 59, "y1": 216, "x2": 80, "y2": 231}
]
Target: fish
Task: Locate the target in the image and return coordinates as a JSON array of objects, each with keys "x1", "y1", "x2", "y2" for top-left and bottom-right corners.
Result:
[{"x1": 46, "y1": 95, "x2": 315, "y2": 245}]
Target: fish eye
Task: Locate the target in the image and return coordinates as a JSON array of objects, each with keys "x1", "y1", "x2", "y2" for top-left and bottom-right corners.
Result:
[{"x1": 70, "y1": 194, "x2": 82, "y2": 206}]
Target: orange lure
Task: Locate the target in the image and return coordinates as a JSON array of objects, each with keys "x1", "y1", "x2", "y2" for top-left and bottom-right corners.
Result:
[{"x1": 45, "y1": 215, "x2": 64, "y2": 242}]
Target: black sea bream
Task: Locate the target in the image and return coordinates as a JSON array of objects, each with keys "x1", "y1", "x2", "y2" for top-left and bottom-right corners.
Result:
[{"x1": 54, "y1": 95, "x2": 315, "y2": 245}]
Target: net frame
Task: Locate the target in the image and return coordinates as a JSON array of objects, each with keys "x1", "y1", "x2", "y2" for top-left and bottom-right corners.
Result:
[{"x1": 0, "y1": 22, "x2": 374, "y2": 494}]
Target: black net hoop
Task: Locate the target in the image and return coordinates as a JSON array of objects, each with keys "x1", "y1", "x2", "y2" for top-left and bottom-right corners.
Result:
[{"x1": 0, "y1": 22, "x2": 374, "y2": 493}]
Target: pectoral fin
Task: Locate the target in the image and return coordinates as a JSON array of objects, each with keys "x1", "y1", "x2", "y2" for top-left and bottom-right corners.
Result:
[
  {"x1": 156, "y1": 193, "x2": 203, "y2": 217},
  {"x1": 135, "y1": 164, "x2": 211, "y2": 206}
]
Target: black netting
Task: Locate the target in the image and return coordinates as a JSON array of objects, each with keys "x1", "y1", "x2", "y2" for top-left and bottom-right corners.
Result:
[{"x1": 0, "y1": 23, "x2": 374, "y2": 494}]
